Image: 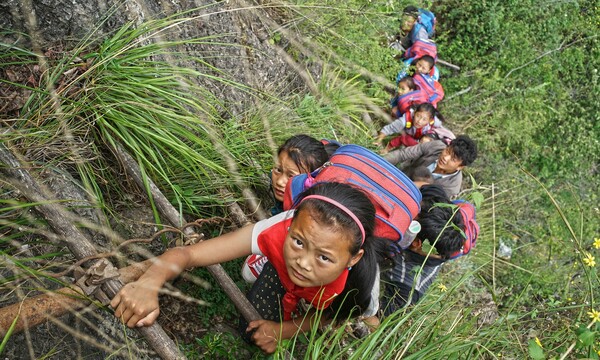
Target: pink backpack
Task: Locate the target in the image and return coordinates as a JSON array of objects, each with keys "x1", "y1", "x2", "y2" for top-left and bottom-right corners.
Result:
[
  {"x1": 404, "y1": 40, "x2": 438, "y2": 63},
  {"x1": 394, "y1": 89, "x2": 428, "y2": 117},
  {"x1": 447, "y1": 200, "x2": 480, "y2": 259},
  {"x1": 413, "y1": 73, "x2": 445, "y2": 107}
]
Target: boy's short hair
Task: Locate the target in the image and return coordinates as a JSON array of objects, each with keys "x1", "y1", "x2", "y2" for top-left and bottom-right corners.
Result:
[
  {"x1": 448, "y1": 135, "x2": 477, "y2": 167},
  {"x1": 418, "y1": 184, "x2": 465, "y2": 257},
  {"x1": 403, "y1": 5, "x2": 419, "y2": 19}
]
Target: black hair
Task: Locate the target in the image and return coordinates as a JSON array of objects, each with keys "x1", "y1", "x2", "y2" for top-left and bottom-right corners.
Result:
[
  {"x1": 406, "y1": 166, "x2": 433, "y2": 183},
  {"x1": 417, "y1": 184, "x2": 465, "y2": 257},
  {"x1": 448, "y1": 135, "x2": 477, "y2": 167},
  {"x1": 278, "y1": 135, "x2": 329, "y2": 173},
  {"x1": 321, "y1": 139, "x2": 341, "y2": 158},
  {"x1": 413, "y1": 102, "x2": 445, "y2": 123},
  {"x1": 294, "y1": 182, "x2": 388, "y2": 319},
  {"x1": 403, "y1": 5, "x2": 419, "y2": 18},
  {"x1": 414, "y1": 102, "x2": 435, "y2": 118},
  {"x1": 416, "y1": 55, "x2": 435, "y2": 68},
  {"x1": 398, "y1": 76, "x2": 417, "y2": 91},
  {"x1": 421, "y1": 132, "x2": 440, "y2": 141}
]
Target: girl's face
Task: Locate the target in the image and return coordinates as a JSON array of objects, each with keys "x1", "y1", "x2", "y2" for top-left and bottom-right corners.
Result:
[
  {"x1": 272, "y1": 151, "x2": 302, "y2": 202},
  {"x1": 413, "y1": 110, "x2": 433, "y2": 129},
  {"x1": 283, "y1": 208, "x2": 364, "y2": 287},
  {"x1": 415, "y1": 60, "x2": 432, "y2": 75},
  {"x1": 397, "y1": 82, "x2": 412, "y2": 96}
]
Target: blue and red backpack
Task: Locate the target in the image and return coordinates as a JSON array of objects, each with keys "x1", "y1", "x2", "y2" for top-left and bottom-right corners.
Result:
[
  {"x1": 396, "y1": 40, "x2": 439, "y2": 84},
  {"x1": 413, "y1": 73, "x2": 445, "y2": 107},
  {"x1": 404, "y1": 39, "x2": 438, "y2": 63},
  {"x1": 283, "y1": 144, "x2": 422, "y2": 254},
  {"x1": 447, "y1": 200, "x2": 480, "y2": 260},
  {"x1": 391, "y1": 89, "x2": 429, "y2": 117},
  {"x1": 396, "y1": 40, "x2": 436, "y2": 81},
  {"x1": 412, "y1": 8, "x2": 437, "y2": 39}
]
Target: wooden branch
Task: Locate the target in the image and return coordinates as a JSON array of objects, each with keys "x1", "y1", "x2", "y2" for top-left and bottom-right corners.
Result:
[
  {"x1": 0, "y1": 143, "x2": 185, "y2": 360},
  {"x1": 446, "y1": 86, "x2": 472, "y2": 101},
  {"x1": 112, "y1": 143, "x2": 262, "y2": 323},
  {"x1": 0, "y1": 260, "x2": 152, "y2": 337},
  {"x1": 504, "y1": 35, "x2": 598, "y2": 79},
  {"x1": 437, "y1": 59, "x2": 461, "y2": 71}
]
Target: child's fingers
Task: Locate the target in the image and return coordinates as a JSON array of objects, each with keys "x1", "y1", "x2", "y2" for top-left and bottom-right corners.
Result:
[
  {"x1": 113, "y1": 301, "x2": 126, "y2": 319},
  {"x1": 122, "y1": 305, "x2": 147, "y2": 328},
  {"x1": 136, "y1": 308, "x2": 160, "y2": 327},
  {"x1": 109, "y1": 293, "x2": 121, "y2": 309},
  {"x1": 246, "y1": 320, "x2": 264, "y2": 332},
  {"x1": 115, "y1": 307, "x2": 135, "y2": 326}
]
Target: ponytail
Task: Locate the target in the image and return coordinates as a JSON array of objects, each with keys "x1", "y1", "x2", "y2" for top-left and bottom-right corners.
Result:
[{"x1": 434, "y1": 108, "x2": 445, "y2": 123}]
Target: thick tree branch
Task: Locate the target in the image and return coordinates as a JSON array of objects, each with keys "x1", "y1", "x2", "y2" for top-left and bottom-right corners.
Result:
[{"x1": 0, "y1": 142, "x2": 185, "y2": 360}]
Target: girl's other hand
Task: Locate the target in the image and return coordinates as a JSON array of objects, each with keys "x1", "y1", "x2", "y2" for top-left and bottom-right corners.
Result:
[
  {"x1": 110, "y1": 280, "x2": 161, "y2": 328},
  {"x1": 247, "y1": 319, "x2": 280, "y2": 354}
]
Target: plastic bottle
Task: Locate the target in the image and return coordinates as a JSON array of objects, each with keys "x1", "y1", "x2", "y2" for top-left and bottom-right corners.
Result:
[{"x1": 399, "y1": 220, "x2": 421, "y2": 249}]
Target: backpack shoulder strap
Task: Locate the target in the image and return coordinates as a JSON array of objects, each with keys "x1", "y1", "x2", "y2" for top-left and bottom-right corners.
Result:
[
  {"x1": 447, "y1": 200, "x2": 480, "y2": 259},
  {"x1": 282, "y1": 172, "x2": 317, "y2": 210},
  {"x1": 404, "y1": 108, "x2": 414, "y2": 129}
]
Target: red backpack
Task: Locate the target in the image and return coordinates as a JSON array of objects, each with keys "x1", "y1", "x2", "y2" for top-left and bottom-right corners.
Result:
[
  {"x1": 404, "y1": 39, "x2": 438, "y2": 63},
  {"x1": 413, "y1": 73, "x2": 445, "y2": 107},
  {"x1": 283, "y1": 144, "x2": 422, "y2": 254},
  {"x1": 447, "y1": 200, "x2": 480, "y2": 259},
  {"x1": 394, "y1": 89, "x2": 429, "y2": 117}
]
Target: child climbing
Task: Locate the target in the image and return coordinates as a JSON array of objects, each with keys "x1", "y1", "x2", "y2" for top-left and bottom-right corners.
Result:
[
  {"x1": 389, "y1": 76, "x2": 428, "y2": 119},
  {"x1": 396, "y1": 46, "x2": 440, "y2": 83},
  {"x1": 389, "y1": 6, "x2": 435, "y2": 53},
  {"x1": 269, "y1": 135, "x2": 330, "y2": 215},
  {"x1": 374, "y1": 102, "x2": 443, "y2": 151},
  {"x1": 413, "y1": 56, "x2": 438, "y2": 79},
  {"x1": 380, "y1": 184, "x2": 480, "y2": 315},
  {"x1": 243, "y1": 135, "x2": 332, "y2": 283},
  {"x1": 110, "y1": 182, "x2": 387, "y2": 354}
]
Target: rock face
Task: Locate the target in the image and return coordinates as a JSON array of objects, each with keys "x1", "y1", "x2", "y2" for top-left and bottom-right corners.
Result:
[{"x1": 1, "y1": 0, "x2": 313, "y2": 115}]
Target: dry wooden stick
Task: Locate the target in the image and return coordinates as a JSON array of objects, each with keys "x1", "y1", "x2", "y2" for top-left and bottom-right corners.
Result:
[
  {"x1": 0, "y1": 260, "x2": 153, "y2": 337},
  {"x1": 0, "y1": 143, "x2": 185, "y2": 360},
  {"x1": 437, "y1": 59, "x2": 461, "y2": 71}
]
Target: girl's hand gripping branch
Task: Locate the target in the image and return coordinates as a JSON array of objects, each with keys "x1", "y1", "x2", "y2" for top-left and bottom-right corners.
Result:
[
  {"x1": 110, "y1": 225, "x2": 254, "y2": 328},
  {"x1": 110, "y1": 277, "x2": 162, "y2": 328},
  {"x1": 247, "y1": 320, "x2": 281, "y2": 354}
]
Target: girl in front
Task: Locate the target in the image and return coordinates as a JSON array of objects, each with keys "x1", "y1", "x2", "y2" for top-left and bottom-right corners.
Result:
[
  {"x1": 375, "y1": 102, "x2": 443, "y2": 151},
  {"x1": 111, "y1": 182, "x2": 386, "y2": 354}
]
